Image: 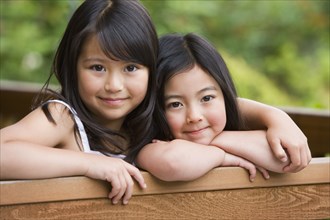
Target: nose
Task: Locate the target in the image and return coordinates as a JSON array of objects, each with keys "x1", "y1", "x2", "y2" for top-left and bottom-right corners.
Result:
[
  {"x1": 186, "y1": 106, "x2": 203, "y2": 124},
  {"x1": 104, "y1": 72, "x2": 123, "y2": 93}
]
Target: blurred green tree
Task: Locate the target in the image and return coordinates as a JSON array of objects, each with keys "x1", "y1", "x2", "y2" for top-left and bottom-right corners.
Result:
[{"x1": 0, "y1": 0, "x2": 329, "y2": 109}]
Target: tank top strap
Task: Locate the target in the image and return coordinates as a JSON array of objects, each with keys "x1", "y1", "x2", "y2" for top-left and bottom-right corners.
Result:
[{"x1": 44, "y1": 100, "x2": 92, "y2": 152}]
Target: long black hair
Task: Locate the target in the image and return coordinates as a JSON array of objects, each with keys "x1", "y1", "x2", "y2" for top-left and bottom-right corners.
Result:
[
  {"x1": 34, "y1": 0, "x2": 158, "y2": 163},
  {"x1": 155, "y1": 33, "x2": 243, "y2": 141}
]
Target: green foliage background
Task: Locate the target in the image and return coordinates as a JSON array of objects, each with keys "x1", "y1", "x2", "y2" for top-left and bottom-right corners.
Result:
[{"x1": 0, "y1": 0, "x2": 329, "y2": 109}]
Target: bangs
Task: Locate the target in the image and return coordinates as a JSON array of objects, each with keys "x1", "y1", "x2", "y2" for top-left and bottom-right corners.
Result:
[
  {"x1": 97, "y1": 28, "x2": 137, "y2": 63},
  {"x1": 168, "y1": 61, "x2": 195, "y2": 82},
  {"x1": 95, "y1": 6, "x2": 154, "y2": 67},
  {"x1": 164, "y1": 52, "x2": 195, "y2": 83}
]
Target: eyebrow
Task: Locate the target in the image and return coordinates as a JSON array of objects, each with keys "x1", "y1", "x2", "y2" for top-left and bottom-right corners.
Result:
[
  {"x1": 81, "y1": 57, "x2": 107, "y2": 63},
  {"x1": 164, "y1": 86, "x2": 218, "y2": 101}
]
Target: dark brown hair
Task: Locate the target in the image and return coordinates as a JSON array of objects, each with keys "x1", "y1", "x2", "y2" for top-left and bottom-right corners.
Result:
[{"x1": 35, "y1": 0, "x2": 158, "y2": 163}]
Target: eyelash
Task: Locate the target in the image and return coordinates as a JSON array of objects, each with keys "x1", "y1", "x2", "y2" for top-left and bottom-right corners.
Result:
[
  {"x1": 201, "y1": 95, "x2": 214, "y2": 102},
  {"x1": 91, "y1": 65, "x2": 105, "y2": 72},
  {"x1": 166, "y1": 95, "x2": 215, "y2": 109},
  {"x1": 167, "y1": 102, "x2": 182, "y2": 109},
  {"x1": 124, "y1": 64, "x2": 138, "y2": 72},
  {"x1": 90, "y1": 64, "x2": 139, "y2": 72}
]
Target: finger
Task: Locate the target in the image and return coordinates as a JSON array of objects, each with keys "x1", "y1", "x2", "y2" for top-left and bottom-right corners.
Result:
[
  {"x1": 283, "y1": 147, "x2": 301, "y2": 172},
  {"x1": 269, "y1": 138, "x2": 288, "y2": 162},
  {"x1": 304, "y1": 141, "x2": 312, "y2": 165},
  {"x1": 126, "y1": 164, "x2": 146, "y2": 189},
  {"x1": 122, "y1": 172, "x2": 134, "y2": 205},
  {"x1": 248, "y1": 165, "x2": 257, "y2": 182},
  {"x1": 297, "y1": 143, "x2": 311, "y2": 172},
  {"x1": 239, "y1": 160, "x2": 257, "y2": 182},
  {"x1": 111, "y1": 173, "x2": 127, "y2": 205},
  {"x1": 108, "y1": 177, "x2": 120, "y2": 200},
  {"x1": 307, "y1": 145, "x2": 312, "y2": 163},
  {"x1": 257, "y1": 166, "x2": 270, "y2": 180},
  {"x1": 283, "y1": 162, "x2": 297, "y2": 173},
  {"x1": 298, "y1": 147, "x2": 307, "y2": 172}
]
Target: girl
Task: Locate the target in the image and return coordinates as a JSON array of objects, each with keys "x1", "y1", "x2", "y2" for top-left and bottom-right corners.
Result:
[
  {"x1": 1, "y1": 0, "x2": 309, "y2": 204},
  {"x1": 0, "y1": 0, "x2": 158, "y2": 205},
  {"x1": 136, "y1": 33, "x2": 310, "y2": 181}
]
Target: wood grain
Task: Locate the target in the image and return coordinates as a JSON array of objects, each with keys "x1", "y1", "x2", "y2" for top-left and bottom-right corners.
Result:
[
  {"x1": 1, "y1": 158, "x2": 329, "y2": 219},
  {"x1": 1, "y1": 184, "x2": 329, "y2": 219},
  {"x1": 1, "y1": 158, "x2": 329, "y2": 205}
]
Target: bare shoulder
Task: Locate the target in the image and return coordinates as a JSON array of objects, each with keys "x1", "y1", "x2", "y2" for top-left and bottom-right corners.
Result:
[
  {"x1": 45, "y1": 101, "x2": 75, "y2": 127},
  {"x1": 0, "y1": 102, "x2": 76, "y2": 148}
]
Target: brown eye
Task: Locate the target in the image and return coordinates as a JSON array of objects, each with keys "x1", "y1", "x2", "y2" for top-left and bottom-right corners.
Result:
[
  {"x1": 167, "y1": 102, "x2": 183, "y2": 109},
  {"x1": 125, "y1": 65, "x2": 137, "y2": 72},
  {"x1": 201, "y1": 95, "x2": 214, "y2": 102},
  {"x1": 91, "y1": 65, "x2": 105, "y2": 72}
]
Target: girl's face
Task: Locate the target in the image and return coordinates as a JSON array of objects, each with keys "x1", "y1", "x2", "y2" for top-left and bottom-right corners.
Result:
[
  {"x1": 164, "y1": 65, "x2": 226, "y2": 145},
  {"x1": 77, "y1": 35, "x2": 149, "y2": 130}
]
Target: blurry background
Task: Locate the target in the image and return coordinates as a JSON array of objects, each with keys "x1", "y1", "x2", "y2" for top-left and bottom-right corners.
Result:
[{"x1": 0, "y1": 0, "x2": 329, "y2": 109}]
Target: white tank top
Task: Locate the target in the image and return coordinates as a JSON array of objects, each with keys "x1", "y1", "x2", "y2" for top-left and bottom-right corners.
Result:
[{"x1": 45, "y1": 100, "x2": 126, "y2": 159}]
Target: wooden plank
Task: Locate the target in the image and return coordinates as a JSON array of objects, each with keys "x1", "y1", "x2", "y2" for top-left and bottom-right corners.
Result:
[
  {"x1": 0, "y1": 158, "x2": 329, "y2": 219},
  {"x1": 1, "y1": 157, "x2": 329, "y2": 206},
  {"x1": 0, "y1": 184, "x2": 329, "y2": 220}
]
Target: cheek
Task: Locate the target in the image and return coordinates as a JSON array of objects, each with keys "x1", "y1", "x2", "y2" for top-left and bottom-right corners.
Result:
[
  {"x1": 77, "y1": 70, "x2": 99, "y2": 96},
  {"x1": 165, "y1": 113, "x2": 183, "y2": 137},
  {"x1": 78, "y1": 77, "x2": 99, "y2": 98},
  {"x1": 208, "y1": 105, "x2": 227, "y2": 132},
  {"x1": 128, "y1": 74, "x2": 149, "y2": 101}
]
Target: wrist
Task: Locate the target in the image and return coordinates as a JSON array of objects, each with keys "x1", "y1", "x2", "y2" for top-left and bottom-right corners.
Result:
[
  {"x1": 213, "y1": 147, "x2": 226, "y2": 167},
  {"x1": 210, "y1": 131, "x2": 233, "y2": 152}
]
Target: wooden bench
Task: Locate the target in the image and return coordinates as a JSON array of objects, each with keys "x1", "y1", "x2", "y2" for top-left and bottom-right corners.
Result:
[{"x1": 0, "y1": 157, "x2": 329, "y2": 219}]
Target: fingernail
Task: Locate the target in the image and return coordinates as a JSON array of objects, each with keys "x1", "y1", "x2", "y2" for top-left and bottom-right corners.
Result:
[
  {"x1": 112, "y1": 200, "x2": 118, "y2": 205},
  {"x1": 123, "y1": 200, "x2": 128, "y2": 205},
  {"x1": 281, "y1": 156, "x2": 288, "y2": 162}
]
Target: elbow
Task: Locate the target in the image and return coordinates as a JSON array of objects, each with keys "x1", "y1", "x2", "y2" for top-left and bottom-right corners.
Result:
[
  {"x1": 151, "y1": 149, "x2": 186, "y2": 181},
  {"x1": 141, "y1": 144, "x2": 187, "y2": 181},
  {"x1": 137, "y1": 140, "x2": 199, "y2": 182}
]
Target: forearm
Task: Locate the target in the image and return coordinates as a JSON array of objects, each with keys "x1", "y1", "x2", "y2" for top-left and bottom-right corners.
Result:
[
  {"x1": 137, "y1": 139, "x2": 225, "y2": 181},
  {"x1": 211, "y1": 130, "x2": 290, "y2": 173},
  {"x1": 0, "y1": 142, "x2": 88, "y2": 180},
  {"x1": 238, "y1": 98, "x2": 290, "y2": 129}
]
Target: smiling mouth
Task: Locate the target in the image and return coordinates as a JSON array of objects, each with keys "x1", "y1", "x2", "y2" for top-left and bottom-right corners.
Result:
[
  {"x1": 185, "y1": 127, "x2": 208, "y2": 135},
  {"x1": 100, "y1": 97, "x2": 128, "y2": 106}
]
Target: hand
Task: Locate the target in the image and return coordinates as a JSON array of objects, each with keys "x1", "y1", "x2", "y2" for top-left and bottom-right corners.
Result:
[
  {"x1": 83, "y1": 154, "x2": 146, "y2": 205},
  {"x1": 266, "y1": 121, "x2": 312, "y2": 173},
  {"x1": 222, "y1": 153, "x2": 270, "y2": 182}
]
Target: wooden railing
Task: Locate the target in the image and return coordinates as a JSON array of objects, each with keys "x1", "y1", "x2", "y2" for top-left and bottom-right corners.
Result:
[
  {"x1": 0, "y1": 158, "x2": 329, "y2": 219},
  {"x1": 1, "y1": 80, "x2": 329, "y2": 219}
]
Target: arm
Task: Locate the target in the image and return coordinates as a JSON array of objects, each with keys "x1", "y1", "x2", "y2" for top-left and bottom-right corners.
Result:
[
  {"x1": 210, "y1": 130, "x2": 290, "y2": 173},
  {"x1": 238, "y1": 98, "x2": 311, "y2": 172},
  {"x1": 137, "y1": 139, "x2": 267, "y2": 182},
  {"x1": 0, "y1": 105, "x2": 145, "y2": 205}
]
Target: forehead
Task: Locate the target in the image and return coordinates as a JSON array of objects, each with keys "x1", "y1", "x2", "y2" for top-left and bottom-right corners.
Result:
[
  {"x1": 165, "y1": 65, "x2": 220, "y2": 93},
  {"x1": 79, "y1": 35, "x2": 105, "y2": 58}
]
